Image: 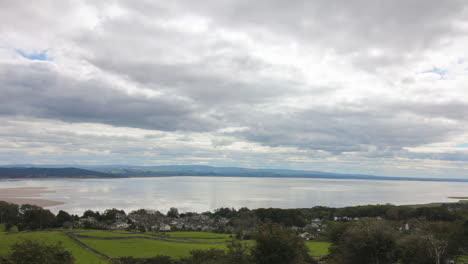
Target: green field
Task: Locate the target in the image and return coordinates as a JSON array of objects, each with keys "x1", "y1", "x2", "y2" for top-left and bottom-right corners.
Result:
[
  {"x1": 0, "y1": 232, "x2": 108, "y2": 264},
  {"x1": 73, "y1": 230, "x2": 150, "y2": 238},
  {"x1": 78, "y1": 237, "x2": 227, "y2": 258},
  {"x1": 306, "y1": 241, "x2": 331, "y2": 256},
  {"x1": 0, "y1": 229, "x2": 330, "y2": 262},
  {"x1": 456, "y1": 255, "x2": 468, "y2": 264},
  {"x1": 74, "y1": 230, "x2": 230, "y2": 243},
  {"x1": 164, "y1": 231, "x2": 233, "y2": 239}
]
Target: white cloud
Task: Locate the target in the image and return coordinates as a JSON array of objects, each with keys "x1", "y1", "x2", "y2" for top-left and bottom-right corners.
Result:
[{"x1": 0, "y1": 0, "x2": 468, "y2": 177}]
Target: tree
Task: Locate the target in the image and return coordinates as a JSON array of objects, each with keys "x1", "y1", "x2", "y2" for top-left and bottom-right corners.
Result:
[
  {"x1": 224, "y1": 239, "x2": 253, "y2": 264},
  {"x1": 189, "y1": 248, "x2": 226, "y2": 264},
  {"x1": 103, "y1": 208, "x2": 126, "y2": 222},
  {"x1": 56, "y1": 210, "x2": 72, "y2": 227},
  {"x1": 112, "y1": 256, "x2": 174, "y2": 264},
  {"x1": 253, "y1": 224, "x2": 316, "y2": 264},
  {"x1": 397, "y1": 234, "x2": 435, "y2": 264},
  {"x1": 8, "y1": 240, "x2": 74, "y2": 264},
  {"x1": 419, "y1": 222, "x2": 451, "y2": 264},
  {"x1": 325, "y1": 222, "x2": 351, "y2": 244},
  {"x1": 0, "y1": 257, "x2": 13, "y2": 264},
  {"x1": 330, "y1": 219, "x2": 398, "y2": 264},
  {"x1": 82, "y1": 210, "x2": 101, "y2": 219},
  {"x1": 0, "y1": 202, "x2": 19, "y2": 228},
  {"x1": 18, "y1": 204, "x2": 56, "y2": 230},
  {"x1": 166, "y1": 208, "x2": 179, "y2": 218}
]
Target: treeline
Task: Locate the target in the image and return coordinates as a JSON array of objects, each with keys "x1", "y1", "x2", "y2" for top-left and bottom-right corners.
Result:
[
  {"x1": 1, "y1": 201, "x2": 468, "y2": 232},
  {"x1": 0, "y1": 167, "x2": 116, "y2": 179},
  {"x1": 326, "y1": 218, "x2": 468, "y2": 264},
  {"x1": 211, "y1": 203, "x2": 465, "y2": 227}
]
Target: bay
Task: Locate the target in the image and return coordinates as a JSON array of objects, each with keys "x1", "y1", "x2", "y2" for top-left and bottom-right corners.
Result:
[{"x1": 1, "y1": 176, "x2": 467, "y2": 214}]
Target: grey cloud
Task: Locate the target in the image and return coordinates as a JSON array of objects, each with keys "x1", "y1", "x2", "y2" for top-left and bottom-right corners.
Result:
[
  {"x1": 161, "y1": 0, "x2": 468, "y2": 69},
  {"x1": 1, "y1": 0, "x2": 468, "y2": 176},
  {"x1": 225, "y1": 102, "x2": 464, "y2": 155},
  {"x1": 0, "y1": 62, "x2": 217, "y2": 131},
  {"x1": 72, "y1": 16, "x2": 306, "y2": 105}
]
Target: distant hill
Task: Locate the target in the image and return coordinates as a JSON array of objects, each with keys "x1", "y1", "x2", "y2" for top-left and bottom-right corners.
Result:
[
  {"x1": 1, "y1": 165, "x2": 467, "y2": 182},
  {"x1": 0, "y1": 167, "x2": 117, "y2": 179}
]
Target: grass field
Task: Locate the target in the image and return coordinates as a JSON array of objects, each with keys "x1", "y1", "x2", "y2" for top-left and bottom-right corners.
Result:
[
  {"x1": 78, "y1": 237, "x2": 227, "y2": 258},
  {"x1": 306, "y1": 241, "x2": 331, "y2": 256},
  {"x1": 0, "y1": 232, "x2": 108, "y2": 264},
  {"x1": 164, "y1": 232, "x2": 234, "y2": 239},
  {"x1": 74, "y1": 230, "x2": 230, "y2": 243},
  {"x1": 0, "y1": 229, "x2": 331, "y2": 261},
  {"x1": 74, "y1": 230, "x2": 150, "y2": 238}
]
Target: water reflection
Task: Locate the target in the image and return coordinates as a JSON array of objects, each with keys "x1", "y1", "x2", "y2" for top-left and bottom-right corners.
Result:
[{"x1": 0, "y1": 177, "x2": 466, "y2": 214}]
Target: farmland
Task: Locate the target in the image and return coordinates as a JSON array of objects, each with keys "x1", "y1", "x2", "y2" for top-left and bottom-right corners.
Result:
[
  {"x1": 0, "y1": 229, "x2": 331, "y2": 263},
  {"x1": 0, "y1": 231, "x2": 108, "y2": 264}
]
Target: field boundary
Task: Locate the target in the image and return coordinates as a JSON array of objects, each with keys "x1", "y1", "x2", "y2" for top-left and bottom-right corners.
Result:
[
  {"x1": 71, "y1": 233, "x2": 226, "y2": 244},
  {"x1": 63, "y1": 232, "x2": 112, "y2": 261}
]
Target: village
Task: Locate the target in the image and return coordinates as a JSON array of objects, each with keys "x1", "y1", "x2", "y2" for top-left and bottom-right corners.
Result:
[{"x1": 73, "y1": 207, "x2": 332, "y2": 241}]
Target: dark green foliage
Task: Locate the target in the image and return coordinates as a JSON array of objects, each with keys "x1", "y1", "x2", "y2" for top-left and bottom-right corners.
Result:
[
  {"x1": 56, "y1": 210, "x2": 72, "y2": 227},
  {"x1": 138, "y1": 225, "x2": 147, "y2": 233},
  {"x1": 411, "y1": 207, "x2": 455, "y2": 221},
  {"x1": 8, "y1": 240, "x2": 74, "y2": 264},
  {"x1": 166, "y1": 208, "x2": 179, "y2": 218},
  {"x1": 103, "y1": 208, "x2": 126, "y2": 221},
  {"x1": 335, "y1": 204, "x2": 394, "y2": 218},
  {"x1": 113, "y1": 256, "x2": 174, "y2": 264},
  {"x1": 397, "y1": 234, "x2": 435, "y2": 264},
  {"x1": 190, "y1": 248, "x2": 226, "y2": 264},
  {"x1": 330, "y1": 219, "x2": 398, "y2": 264},
  {"x1": 82, "y1": 209, "x2": 101, "y2": 219},
  {"x1": 18, "y1": 204, "x2": 56, "y2": 230},
  {"x1": 325, "y1": 222, "x2": 351, "y2": 244},
  {"x1": 0, "y1": 257, "x2": 13, "y2": 264},
  {"x1": 224, "y1": 239, "x2": 254, "y2": 264},
  {"x1": 0, "y1": 201, "x2": 19, "y2": 227},
  {"x1": 254, "y1": 208, "x2": 307, "y2": 227},
  {"x1": 253, "y1": 224, "x2": 316, "y2": 264},
  {"x1": 384, "y1": 206, "x2": 413, "y2": 220}
]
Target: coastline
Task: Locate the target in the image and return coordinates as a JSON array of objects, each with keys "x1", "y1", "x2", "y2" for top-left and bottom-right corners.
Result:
[
  {"x1": 0, "y1": 186, "x2": 64, "y2": 207},
  {"x1": 0, "y1": 177, "x2": 89, "y2": 182},
  {"x1": 1, "y1": 174, "x2": 468, "y2": 183}
]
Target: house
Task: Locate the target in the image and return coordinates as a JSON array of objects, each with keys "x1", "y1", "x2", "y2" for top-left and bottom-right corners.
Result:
[
  {"x1": 299, "y1": 232, "x2": 314, "y2": 240},
  {"x1": 160, "y1": 224, "x2": 171, "y2": 231},
  {"x1": 110, "y1": 219, "x2": 129, "y2": 230}
]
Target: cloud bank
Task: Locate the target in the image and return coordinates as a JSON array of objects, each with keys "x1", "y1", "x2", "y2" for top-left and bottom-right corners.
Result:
[{"x1": 1, "y1": 0, "x2": 468, "y2": 177}]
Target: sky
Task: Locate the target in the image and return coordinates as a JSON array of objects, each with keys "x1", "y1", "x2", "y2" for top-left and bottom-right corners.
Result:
[{"x1": 1, "y1": 1, "x2": 468, "y2": 178}]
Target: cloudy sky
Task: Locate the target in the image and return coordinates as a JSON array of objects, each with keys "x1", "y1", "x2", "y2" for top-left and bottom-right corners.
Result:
[{"x1": 1, "y1": 0, "x2": 468, "y2": 178}]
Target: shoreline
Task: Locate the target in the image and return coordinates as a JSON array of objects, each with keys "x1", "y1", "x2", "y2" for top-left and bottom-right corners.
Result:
[
  {"x1": 0, "y1": 177, "x2": 91, "y2": 182},
  {"x1": 0, "y1": 186, "x2": 64, "y2": 207},
  {"x1": 0, "y1": 175, "x2": 468, "y2": 183},
  {"x1": 0, "y1": 197, "x2": 64, "y2": 207}
]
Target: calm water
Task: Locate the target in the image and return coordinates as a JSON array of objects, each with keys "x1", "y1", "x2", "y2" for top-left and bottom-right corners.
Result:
[{"x1": 1, "y1": 177, "x2": 467, "y2": 214}]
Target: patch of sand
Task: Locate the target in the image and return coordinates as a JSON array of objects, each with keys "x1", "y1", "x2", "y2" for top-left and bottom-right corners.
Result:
[{"x1": 0, "y1": 187, "x2": 64, "y2": 207}]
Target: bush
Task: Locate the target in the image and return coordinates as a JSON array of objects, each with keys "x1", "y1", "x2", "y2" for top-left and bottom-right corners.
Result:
[
  {"x1": 329, "y1": 219, "x2": 398, "y2": 264},
  {"x1": 253, "y1": 224, "x2": 316, "y2": 264},
  {"x1": 8, "y1": 240, "x2": 74, "y2": 264}
]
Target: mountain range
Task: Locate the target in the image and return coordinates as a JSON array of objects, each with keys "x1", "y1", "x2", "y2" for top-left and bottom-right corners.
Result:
[{"x1": 0, "y1": 165, "x2": 467, "y2": 182}]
